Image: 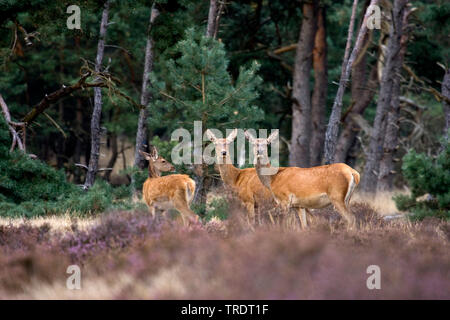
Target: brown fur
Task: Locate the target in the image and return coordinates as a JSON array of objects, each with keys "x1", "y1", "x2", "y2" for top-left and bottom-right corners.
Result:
[
  {"x1": 206, "y1": 129, "x2": 280, "y2": 223},
  {"x1": 245, "y1": 131, "x2": 360, "y2": 229},
  {"x1": 139, "y1": 149, "x2": 198, "y2": 225}
]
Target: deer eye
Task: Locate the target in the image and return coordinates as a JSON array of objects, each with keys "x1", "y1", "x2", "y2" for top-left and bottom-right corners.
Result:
[{"x1": 162, "y1": 160, "x2": 166, "y2": 163}]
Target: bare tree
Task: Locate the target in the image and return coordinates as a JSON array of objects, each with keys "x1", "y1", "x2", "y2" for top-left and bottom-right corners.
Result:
[
  {"x1": 289, "y1": 1, "x2": 317, "y2": 167},
  {"x1": 323, "y1": 0, "x2": 380, "y2": 164},
  {"x1": 310, "y1": 5, "x2": 328, "y2": 166},
  {"x1": 360, "y1": 0, "x2": 409, "y2": 193},
  {"x1": 133, "y1": 5, "x2": 160, "y2": 184},
  {"x1": 84, "y1": 1, "x2": 110, "y2": 189}
]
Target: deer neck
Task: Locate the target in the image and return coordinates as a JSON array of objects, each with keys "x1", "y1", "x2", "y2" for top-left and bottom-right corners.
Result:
[
  {"x1": 217, "y1": 155, "x2": 240, "y2": 187},
  {"x1": 148, "y1": 161, "x2": 161, "y2": 179},
  {"x1": 255, "y1": 155, "x2": 274, "y2": 191}
]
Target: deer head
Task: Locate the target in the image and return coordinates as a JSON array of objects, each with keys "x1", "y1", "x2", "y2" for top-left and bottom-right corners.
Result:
[
  {"x1": 244, "y1": 130, "x2": 279, "y2": 160},
  {"x1": 139, "y1": 147, "x2": 175, "y2": 174},
  {"x1": 206, "y1": 129, "x2": 238, "y2": 163}
]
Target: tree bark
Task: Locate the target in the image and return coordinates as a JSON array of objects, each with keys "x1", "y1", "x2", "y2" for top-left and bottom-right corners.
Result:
[
  {"x1": 104, "y1": 133, "x2": 118, "y2": 182},
  {"x1": 377, "y1": 8, "x2": 410, "y2": 191},
  {"x1": 289, "y1": 1, "x2": 317, "y2": 167},
  {"x1": 134, "y1": 6, "x2": 159, "y2": 169},
  {"x1": 84, "y1": 1, "x2": 110, "y2": 189},
  {"x1": 132, "y1": 5, "x2": 159, "y2": 197},
  {"x1": 360, "y1": 0, "x2": 409, "y2": 193},
  {"x1": 310, "y1": 6, "x2": 328, "y2": 166},
  {"x1": 206, "y1": 0, "x2": 218, "y2": 38},
  {"x1": 323, "y1": 0, "x2": 379, "y2": 164},
  {"x1": 335, "y1": 64, "x2": 378, "y2": 162}
]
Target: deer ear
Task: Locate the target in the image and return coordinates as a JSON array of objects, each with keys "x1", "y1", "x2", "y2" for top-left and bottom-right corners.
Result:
[
  {"x1": 267, "y1": 130, "x2": 279, "y2": 144},
  {"x1": 206, "y1": 129, "x2": 217, "y2": 142},
  {"x1": 151, "y1": 146, "x2": 159, "y2": 160},
  {"x1": 244, "y1": 130, "x2": 256, "y2": 143},
  {"x1": 226, "y1": 128, "x2": 238, "y2": 143},
  {"x1": 139, "y1": 150, "x2": 152, "y2": 161}
]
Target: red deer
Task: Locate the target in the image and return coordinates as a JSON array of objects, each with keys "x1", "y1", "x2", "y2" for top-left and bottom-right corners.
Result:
[
  {"x1": 140, "y1": 147, "x2": 198, "y2": 225},
  {"x1": 244, "y1": 130, "x2": 360, "y2": 229},
  {"x1": 206, "y1": 129, "x2": 284, "y2": 224}
]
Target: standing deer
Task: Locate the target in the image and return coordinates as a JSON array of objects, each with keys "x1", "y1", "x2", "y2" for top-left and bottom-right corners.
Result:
[
  {"x1": 206, "y1": 129, "x2": 282, "y2": 224},
  {"x1": 244, "y1": 130, "x2": 360, "y2": 229},
  {"x1": 139, "y1": 147, "x2": 198, "y2": 225}
]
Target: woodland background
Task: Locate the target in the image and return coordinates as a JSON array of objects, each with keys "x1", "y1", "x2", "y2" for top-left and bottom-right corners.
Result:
[{"x1": 0, "y1": 0, "x2": 449, "y2": 219}]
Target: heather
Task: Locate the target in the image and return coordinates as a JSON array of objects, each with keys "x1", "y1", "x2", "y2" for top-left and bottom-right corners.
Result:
[{"x1": 0, "y1": 201, "x2": 448, "y2": 299}]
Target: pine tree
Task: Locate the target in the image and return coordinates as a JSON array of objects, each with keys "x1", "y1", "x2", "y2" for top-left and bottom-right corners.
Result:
[{"x1": 150, "y1": 28, "x2": 264, "y2": 204}]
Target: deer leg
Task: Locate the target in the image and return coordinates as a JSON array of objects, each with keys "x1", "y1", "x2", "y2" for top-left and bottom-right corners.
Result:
[
  {"x1": 297, "y1": 208, "x2": 308, "y2": 229},
  {"x1": 331, "y1": 198, "x2": 356, "y2": 229},
  {"x1": 245, "y1": 202, "x2": 256, "y2": 225},
  {"x1": 146, "y1": 201, "x2": 156, "y2": 219}
]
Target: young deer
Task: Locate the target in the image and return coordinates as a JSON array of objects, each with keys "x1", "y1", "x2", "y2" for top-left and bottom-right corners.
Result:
[
  {"x1": 139, "y1": 148, "x2": 198, "y2": 225},
  {"x1": 206, "y1": 129, "x2": 282, "y2": 223},
  {"x1": 245, "y1": 130, "x2": 360, "y2": 229}
]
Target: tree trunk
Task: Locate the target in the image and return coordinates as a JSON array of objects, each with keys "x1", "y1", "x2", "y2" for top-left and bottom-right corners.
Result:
[
  {"x1": 191, "y1": 0, "x2": 225, "y2": 206},
  {"x1": 134, "y1": 6, "x2": 159, "y2": 169},
  {"x1": 310, "y1": 6, "x2": 328, "y2": 166},
  {"x1": 323, "y1": 0, "x2": 379, "y2": 164},
  {"x1": 73, "y1": 98, "x2": 83, "y2": 183},
  {"x1": 335, "y1": 65, "x2": 378, "y2": 162},
  {"x1": 377, "y1": 9, "x2": 410, "y2": 191},
  {"x1": 360, "y1": 0, "x2": 409, "y2": 193},
  {"x1": 84, "y1": 1, "x2": 110, "y2": 189},
  {"x1": 104, "y1": 133, "x2": 118, "y2": 182},
  {"x1": 206, "y1": 0, "x2": 218, "y2": 38},
  {"x1": 289, "y1": 2, "x2": 317, "y2": 167},
  {"x1": 442, "y1": 68, "x2": 450, "y2": 147}
]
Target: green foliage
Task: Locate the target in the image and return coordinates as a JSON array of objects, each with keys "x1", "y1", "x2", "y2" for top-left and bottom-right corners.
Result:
[
  {"x1": 394, "y1": 142, "x2": 450, "y2": 220},
  {"x1": 204, "y1": 197, "x2": 229, "y2": 221},
  {"x1": 150, "y1": 28, "x2": 264, "y2": 133},
  {"x1": 0, "y1": 116, "x2": 137, "y2": 217}
]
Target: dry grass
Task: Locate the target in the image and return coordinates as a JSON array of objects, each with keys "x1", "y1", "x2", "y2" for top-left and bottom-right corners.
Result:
[
  {"x1": 0, "y1": 214, "x2": 98, "y2": 234},
  {"x1": 350, "y1": 190, "x2": 409, "y2": 216}
]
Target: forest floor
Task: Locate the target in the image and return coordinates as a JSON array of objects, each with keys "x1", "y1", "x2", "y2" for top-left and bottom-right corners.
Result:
[{"x1": 0, "y1": 191, "x2": 449, "y2": 299}]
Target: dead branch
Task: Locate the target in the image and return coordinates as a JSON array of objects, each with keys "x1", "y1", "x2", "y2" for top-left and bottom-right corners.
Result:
[
  {"x1": 0, "y1": 94, "x2": 26, "y2": 152},
  {"x1": 22, "y1": 64, "x2": 143, "y2": 125},
  {"x1": 272, "y1": 44, "x2": 297, "y2": 55}
]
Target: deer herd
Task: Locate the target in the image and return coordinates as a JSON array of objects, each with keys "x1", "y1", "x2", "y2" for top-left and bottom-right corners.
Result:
[{"x1": 141, "y1": 129, "x2": 360, "y2": 229}]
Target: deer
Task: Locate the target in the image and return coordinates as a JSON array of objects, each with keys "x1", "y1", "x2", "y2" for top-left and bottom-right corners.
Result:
[
  {"x1": 244, "y1": 130, "x2": 360, "y2": 229},
  {"x1": 139, "y1": 147, "x2": 198, "y2": 226},
  {"x1": 205, "y1": 129, "x2": 285, "y2": 224}
]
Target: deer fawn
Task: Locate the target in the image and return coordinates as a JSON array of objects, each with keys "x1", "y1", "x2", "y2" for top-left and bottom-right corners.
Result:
[
  {"x1": 245, "y1": 130, "x2": 360, "y2": 229},
  {"x1": 140, "y1": 148, "x2": 198, "y2": 226},
  {"x1": 206, "y1": 129, "x2": 283, "y2": 224}
]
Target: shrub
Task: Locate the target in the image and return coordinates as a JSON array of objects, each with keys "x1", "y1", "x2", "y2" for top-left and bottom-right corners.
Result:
[
  {"x1": 0, "y1": 117, "x2": 138, "y2": 217},
  {"x1": 204, "y1": 197, "x2": 229, "y2": 221},
  {"x1": 394, "y1": 141, "x2": 450, "y2": 220}
]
